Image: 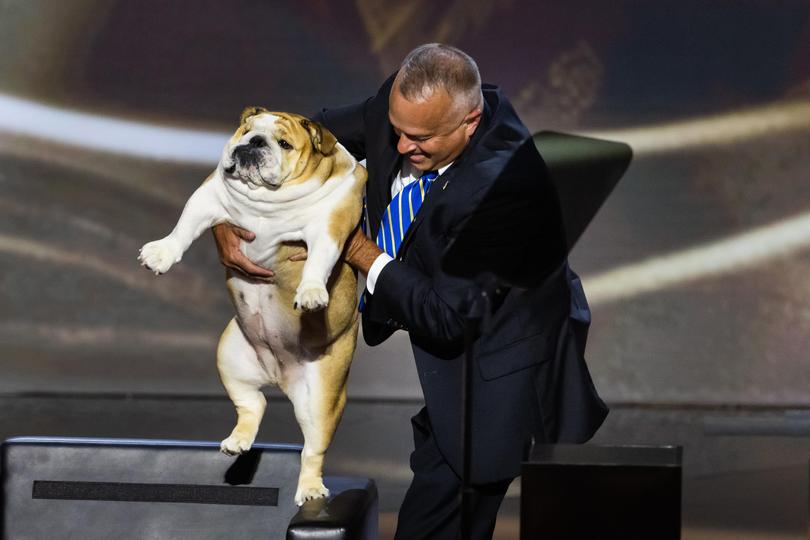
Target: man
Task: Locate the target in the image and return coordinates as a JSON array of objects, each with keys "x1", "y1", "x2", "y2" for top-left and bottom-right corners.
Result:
[{"x1": 214, "y1": 43, "x2": 608, "y2": 539}]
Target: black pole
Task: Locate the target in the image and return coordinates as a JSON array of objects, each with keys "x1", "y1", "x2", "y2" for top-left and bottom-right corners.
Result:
[
  {"x1": 460, "y1": 279, "x2": 494, "y2": 540},
  {"x1": 460, "y1": 311, "x2": 476, "y2": 540}
]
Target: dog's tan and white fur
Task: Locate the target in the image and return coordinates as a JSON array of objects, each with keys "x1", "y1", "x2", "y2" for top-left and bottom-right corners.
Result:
[{"x1": 138, "y1": 107, "x2": 366, "y2": 505}]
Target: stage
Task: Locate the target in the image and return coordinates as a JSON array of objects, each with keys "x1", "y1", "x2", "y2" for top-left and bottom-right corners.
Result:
[{"x1": 2, "y1": 393, "x2": 807, "y2": 539}]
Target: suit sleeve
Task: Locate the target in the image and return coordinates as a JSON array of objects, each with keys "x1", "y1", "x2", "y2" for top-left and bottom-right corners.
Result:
[
  {"x1": 312, "y1": 72, "x2": 398, "y2": 162},
  {"x1": 311, "y1": 98, "x2": 372, "y2": 161},
  {"x1": 366, "y1": 261, "x2": 470, "y2": 347}
]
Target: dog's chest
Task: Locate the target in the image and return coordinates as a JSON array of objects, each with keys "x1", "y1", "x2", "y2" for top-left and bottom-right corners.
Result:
[
  {"x1": 229, "y1": 197, "x2": 337, "y2": 267},
  {"x1": 235, "y1": 215, "x2": 303, "y2": 266}
]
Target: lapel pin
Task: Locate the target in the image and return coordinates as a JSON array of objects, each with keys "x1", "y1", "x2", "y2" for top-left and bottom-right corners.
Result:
[{"x1": 442, "y1": 180, "x2": 449, "y2": 190}]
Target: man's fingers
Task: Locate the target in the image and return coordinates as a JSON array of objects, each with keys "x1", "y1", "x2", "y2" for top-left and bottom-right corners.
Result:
[
  {"x1": 212, "y1": 223, "x2": 271, "y2": 279},
  {"x1": 225, "y1": 262, "x2": 275, "y2": 282},
  {"x1": 229, "y1": 252, "x2": 274, "y2": 279},
  {"x1": 288, "y1": 252, "x2": 308, "y2": 262},
  {"x1": 231, "y1": 226, "x2": 256, "y2": 242}
]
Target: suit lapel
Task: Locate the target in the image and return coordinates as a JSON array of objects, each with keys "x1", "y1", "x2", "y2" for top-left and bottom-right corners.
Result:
[
  {"x1": 367, "y1": 146, "x2": 401, "y2": 240},
  {"x1": 396, "y1": 164, "x2": 460, "y2": 257}
]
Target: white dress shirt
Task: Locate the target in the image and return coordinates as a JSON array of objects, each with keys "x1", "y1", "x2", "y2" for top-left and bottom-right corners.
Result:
[{"x1": 365, "y1": 161, "x2": 452, "y2": 294}]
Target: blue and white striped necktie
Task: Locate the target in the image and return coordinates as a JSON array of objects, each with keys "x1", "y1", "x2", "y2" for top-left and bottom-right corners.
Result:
[{"x1": 376, "y1": 170, "x2": 438, "y2": 258}]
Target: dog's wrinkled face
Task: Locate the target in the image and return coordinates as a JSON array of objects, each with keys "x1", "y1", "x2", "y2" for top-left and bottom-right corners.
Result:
[{"x1": 220, "y1": 107, "x2": 337, "y2": 191}]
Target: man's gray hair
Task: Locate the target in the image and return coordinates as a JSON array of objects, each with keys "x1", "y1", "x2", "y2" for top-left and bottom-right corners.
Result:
[{"x1": 396, "y1": 43, "x2": 484, "y2": 112}]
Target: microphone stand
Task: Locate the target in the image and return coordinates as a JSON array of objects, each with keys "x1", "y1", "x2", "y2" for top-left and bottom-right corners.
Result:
[{"x1": 460, "y1": 273, "x2": 500, "y2": 540}]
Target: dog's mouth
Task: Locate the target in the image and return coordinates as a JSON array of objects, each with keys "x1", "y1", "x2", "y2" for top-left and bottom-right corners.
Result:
[{"x1": 224, "y1": 162, "x2": 281, "y2": 191}]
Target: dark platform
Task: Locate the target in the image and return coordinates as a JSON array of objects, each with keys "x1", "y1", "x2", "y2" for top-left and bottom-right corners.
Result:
[
  {"x1": 1, "y1": 437, "x2": 377, "y2": 540},
  {"x1": 521, "y1": 444, "x2": 682, "y2": 540}
]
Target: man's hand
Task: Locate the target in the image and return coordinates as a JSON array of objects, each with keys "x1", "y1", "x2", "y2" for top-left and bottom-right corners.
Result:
[
  {"x1": 343, "y1": 227, "x2": 383, "y2": 276},
  {"x1": 212, "y1": 223, "x2": 275, "y2": 281}
]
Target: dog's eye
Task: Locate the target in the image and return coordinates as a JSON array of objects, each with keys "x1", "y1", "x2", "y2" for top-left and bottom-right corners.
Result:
[{"x1": 278, "y1": 139, "x2": 293, "y2": 150}]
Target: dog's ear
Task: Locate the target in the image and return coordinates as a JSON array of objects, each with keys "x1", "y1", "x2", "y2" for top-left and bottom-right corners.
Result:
[
  {"x1": 300, "y1": 118, "x2": 337, "y2": 156},
  {"x1": 239, "y1": 106, "x2": 269, "y2": 125}
]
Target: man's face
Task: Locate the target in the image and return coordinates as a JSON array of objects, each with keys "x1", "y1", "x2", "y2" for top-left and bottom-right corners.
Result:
[{"x1": 388, "y1": 82, "x2": 481, "y2": 172}]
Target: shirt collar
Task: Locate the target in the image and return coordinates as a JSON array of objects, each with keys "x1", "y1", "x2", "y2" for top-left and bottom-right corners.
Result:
[{"x1": 402, "y1": 160, "x2": 454, "y2": 179}]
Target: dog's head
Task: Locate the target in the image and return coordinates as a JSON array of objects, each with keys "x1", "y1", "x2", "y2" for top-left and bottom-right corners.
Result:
[{"x1": 220, "y1": 107, "x2": 338, "y2": 191}]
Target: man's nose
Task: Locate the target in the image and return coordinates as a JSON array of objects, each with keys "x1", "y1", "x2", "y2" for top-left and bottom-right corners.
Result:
[{"x1": 396, "y1": 134, "x2": 417, "y2": 155}]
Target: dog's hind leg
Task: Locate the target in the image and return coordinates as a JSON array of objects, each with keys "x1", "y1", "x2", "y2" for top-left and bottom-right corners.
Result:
[
  {"x1": 287, "y1": 320, "x2": 358, "y2": 505},
  {"x1": 217, "y1": 318, "x2": 268, "y2": 456}
]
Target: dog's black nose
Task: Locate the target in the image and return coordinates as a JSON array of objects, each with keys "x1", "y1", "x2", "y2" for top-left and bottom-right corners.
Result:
[
  {"x1": 233, "y1": 143, "x2": 259, "y2": 167},
  {"x1": 249, "y1": 136, "x2": 266, "y2": 148}
]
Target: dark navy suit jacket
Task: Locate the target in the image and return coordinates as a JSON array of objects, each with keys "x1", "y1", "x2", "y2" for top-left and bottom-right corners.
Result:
[{"x1": 313, "y1": 74, "x2": 608, "y2": 483}]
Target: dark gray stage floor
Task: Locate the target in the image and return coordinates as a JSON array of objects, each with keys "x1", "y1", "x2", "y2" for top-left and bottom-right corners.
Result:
[{"x1": 2, "y1": 395, "x2": 808, "y2": 539}]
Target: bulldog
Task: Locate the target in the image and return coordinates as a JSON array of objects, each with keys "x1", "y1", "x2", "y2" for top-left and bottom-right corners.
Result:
[{"x1": 138, "y1": 107, "x2": 366, "y2": 505}]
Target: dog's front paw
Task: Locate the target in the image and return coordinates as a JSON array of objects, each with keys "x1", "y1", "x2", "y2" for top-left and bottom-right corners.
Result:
[
  {"x1": 220, "y1": 433, "x2": 254, "y2": 456},
  {"x1": 295, "y1": 480, "x2": 330, "y2": 506},
  {"x1": 138, "y1": 237, "x2": 182, "y2": 275},
  {"x1": 293, "y1": 282, "x2": 329, "y2": 312}
]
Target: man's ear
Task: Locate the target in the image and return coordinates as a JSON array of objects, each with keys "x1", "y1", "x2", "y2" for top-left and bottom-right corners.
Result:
[
  {"x1": 300, "y1": 118, "x2": 337, "y2": 156},
  {"x1": 463, "y1": 108, "x2": 483, "y2": 137},
  {"x1": 239, "y1": 106, "x2": 270, "y2": 125}
]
